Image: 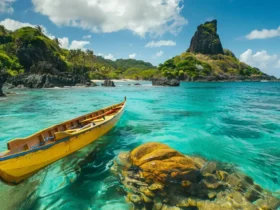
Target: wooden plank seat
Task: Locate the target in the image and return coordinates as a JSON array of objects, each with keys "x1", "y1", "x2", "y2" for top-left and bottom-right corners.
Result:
[
  {"x1": 80, "y1": 107, "x2": 121, "y2": 124},
  {"x1": 54, "y1": 123, "x2": 95, "y2": 140}
]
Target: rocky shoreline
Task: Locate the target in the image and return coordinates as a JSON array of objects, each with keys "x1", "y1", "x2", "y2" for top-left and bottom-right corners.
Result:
[
  {"x1": 111, "y1": 142, "x2": 280, "y2": 210},
  {"x1": 152, "y1": 78, "x2": 180, "y2": 86},
  {"x1": 0, "y1": 71, "x2": 9, "y2": 97},
  {"x1": 1, "y1": 74, "x2": 279, "y2": 96},
  {"x1": 186, "y1": 75, "x2": 278, "y2": 82},
  {"x1": 7, "y1": 73, "x2": 95, "y2": 89}
]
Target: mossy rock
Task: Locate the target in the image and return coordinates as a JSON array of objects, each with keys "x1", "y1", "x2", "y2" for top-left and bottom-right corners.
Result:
[{"x1": 128, "y1": 142, "x2": 199, "y2": 183}]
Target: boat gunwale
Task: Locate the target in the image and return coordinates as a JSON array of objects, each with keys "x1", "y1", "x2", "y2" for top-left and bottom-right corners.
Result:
[{"x1": 0, "y1": 100, "x2": 126, "y2": 162}]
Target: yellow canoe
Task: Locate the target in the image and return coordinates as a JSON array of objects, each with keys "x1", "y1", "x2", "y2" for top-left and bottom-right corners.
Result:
[{"x1": 0, "y1": 98, "x2": 126, "y2": 184}]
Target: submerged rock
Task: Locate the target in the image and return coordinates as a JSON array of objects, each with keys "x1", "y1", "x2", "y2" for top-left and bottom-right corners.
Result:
[
  {"x1": 102, "y1": 79, "x2": 115, "y2": 87},
  {"x1": 128, "y1": 142, "x2": 199, "y2": 184},
  {"x1": 152, "y1": 78, "x2": 180, "y2": 86},
  {"x1": 111, "y1": 142, "x2": 280, "y2": 210}
]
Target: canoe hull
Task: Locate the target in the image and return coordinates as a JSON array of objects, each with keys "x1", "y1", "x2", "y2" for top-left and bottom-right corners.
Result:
[{"x1": 0, "y1": 105, "x2": 124, "y2": 184}]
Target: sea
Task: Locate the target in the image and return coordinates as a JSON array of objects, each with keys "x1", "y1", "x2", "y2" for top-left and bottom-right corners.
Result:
[{"x1": 0, "y1": 81, "x2": 279, "y2": 209}]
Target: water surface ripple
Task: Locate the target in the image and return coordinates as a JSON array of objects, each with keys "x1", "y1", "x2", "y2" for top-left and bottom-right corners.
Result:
[{"x1": 0, "y1": 82, "x2": 279, "y2": 209}]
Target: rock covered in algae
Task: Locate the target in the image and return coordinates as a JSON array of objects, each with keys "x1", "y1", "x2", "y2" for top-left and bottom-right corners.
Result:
[
  {"x1": 128, "y1": 142, "x2": 199, "y2": 183},
  {"x1": 111, "y1": 142, "x2": 280, "y2": 210}
]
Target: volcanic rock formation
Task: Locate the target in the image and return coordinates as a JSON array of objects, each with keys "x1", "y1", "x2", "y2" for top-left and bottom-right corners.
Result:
[{"x1": 188, "y1": 20, "x2": 224, "y2": 55}]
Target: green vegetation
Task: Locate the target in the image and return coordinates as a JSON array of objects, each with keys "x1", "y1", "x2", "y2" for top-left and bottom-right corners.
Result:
[
  {"x1": 201, "y1": 21, "x2": 216, "y2": 34},
  {"x1": 115, "y1": 59, "x2": 155, "y2": 71},
  {"x1": 0, "y1": 24, "x2": 265, "y2": 81},
  {"x1": 158, "y1": 51, "x2": 263, "y2": 80},
  {"x1": 0, "y1": 25, "x2": 156, "y2": 79}
]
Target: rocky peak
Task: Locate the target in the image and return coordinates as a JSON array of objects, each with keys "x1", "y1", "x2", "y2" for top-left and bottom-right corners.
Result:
[{"x1": 188, "y1": 20, "x2": 224, "y2": 55}]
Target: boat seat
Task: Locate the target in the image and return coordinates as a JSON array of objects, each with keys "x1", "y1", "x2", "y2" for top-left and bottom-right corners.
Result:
[
  {"x1": 7, "y1": 138, "x2": 39, "y2": 153},
  {"x1": 80, "y1": 108, "x2": 119, "y2": 124},
  {"x1": 54, "y1": 123, "x2": 95, "y2": 140},
  {"x1": 74, "y1": 123, "x2": 95, "y2": 132}
]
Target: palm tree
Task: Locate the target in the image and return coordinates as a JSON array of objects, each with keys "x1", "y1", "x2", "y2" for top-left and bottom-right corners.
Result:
[
  {"x1": 53, "y1": 38, "x2": 61, "y2": 46},
  {"x1": 35, "y1": 25, "x2": 43, "y2": 34},
  {"x1": 86, "y1": 50, "x2": 96, "y2": 71}
]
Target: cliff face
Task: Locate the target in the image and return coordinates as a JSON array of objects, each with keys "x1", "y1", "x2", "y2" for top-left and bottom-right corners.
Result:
[
  {"x1": 0, "y1": 71, "x2": 9, "y2": 96},
  {"x1": 188, "y1": 20, "x2": 224, "y2": 55}
]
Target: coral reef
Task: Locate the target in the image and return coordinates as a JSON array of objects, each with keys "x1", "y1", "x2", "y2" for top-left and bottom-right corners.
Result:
[{"x1": 111, "y1": 142, "x2": 280, "y2": 210}]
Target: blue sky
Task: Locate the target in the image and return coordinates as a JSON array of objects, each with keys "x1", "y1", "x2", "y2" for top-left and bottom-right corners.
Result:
[{"x1": 0, "y1": 0, "x2": 280, "y2": 77}]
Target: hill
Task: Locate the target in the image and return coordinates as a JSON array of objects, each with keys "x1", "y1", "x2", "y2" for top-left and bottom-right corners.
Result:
[
  {"x1": 92, "y1": 56, "x2": 158, "y2": 80},
  {"x1": 158, "y1": 20, "x2": 276, "y2": 81},
  {"x1": 0, "y1": 25, "x2": 157, "y2": 88}
]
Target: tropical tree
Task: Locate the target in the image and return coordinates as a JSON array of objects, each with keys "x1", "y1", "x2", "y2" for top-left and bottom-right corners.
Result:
[
  {"x1": 86, "y1": 49, "x2": 96, "y2": 71},
  {"x1": 35, "y1": 25, "x2": 43, "y2": 34},
  {"x1": 53, "y1": 38, "x2": 60, "y2": 46}
]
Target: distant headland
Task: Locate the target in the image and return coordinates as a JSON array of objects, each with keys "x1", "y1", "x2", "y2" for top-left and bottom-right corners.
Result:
[{"x1": 159, "y1": 20, "x2": 277, "y2": 82}]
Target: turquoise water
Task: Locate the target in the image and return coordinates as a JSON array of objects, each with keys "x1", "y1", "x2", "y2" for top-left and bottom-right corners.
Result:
[{"x1": 0, "y1": 82, "x2": 280, "y2": 209}]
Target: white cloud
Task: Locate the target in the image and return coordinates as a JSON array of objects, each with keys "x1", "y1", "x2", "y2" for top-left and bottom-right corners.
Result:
[
  {"x1": 276, "y1": 60, "x2": 280, "y2": 68},
  {"x1": 0, "y1": 0, "x2": 15, "y2": 13},
  {"x1": 246, "y1": 26, "x2": 280, "y2": 40},
  {"x1": 156, "y1": 50, "x2": 164, "y2": 57},
  {"x1": 240, "y1": 49, "x2": 280, "y2": 77},
  {"x1": 58, "y1": 37, "x2": 69, "y2": 49},
  {"x1": 0, "y1": 18, "x2": 55, "y2": 39},
  {"x1": 69, "y1": 40, "x2": 90, "y2": 50},
  {"x1": 0, "y1": 19, "x2": 90, "y2": 50},
  {"x1": 31, "y1": 0, "x2": 187, "y2": 37},
  {"x1": 129, "y1": 53, "x2": 136, "y2": 59},
  {"x1": 145, "y1": 40, "x2": 176, "y2": 48},
  {"x1": 0, "y1": 18, "x2": 34, "y2": 31},
  {"x1": 83, "y1": 35, "x2": 91, "y2": 39},
  {"x1": 104, "y1": 54, "x2": 116, "y2": 61}
]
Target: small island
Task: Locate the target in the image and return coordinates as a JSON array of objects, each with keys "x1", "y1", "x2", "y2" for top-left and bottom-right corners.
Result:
[{"x1": 158, "y1": 20, "x2": 277, "y2": 82}]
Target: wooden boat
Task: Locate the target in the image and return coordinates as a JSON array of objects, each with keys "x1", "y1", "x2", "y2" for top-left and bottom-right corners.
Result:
[{"x1": 0, "y1": 98, "x2": 126, "y2": 184}]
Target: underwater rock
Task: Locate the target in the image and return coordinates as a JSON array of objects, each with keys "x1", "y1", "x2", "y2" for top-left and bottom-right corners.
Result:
[
  {"x1": 128, "y1": 142, "x2": 199, "y2": 183},
  {"x1": 255, "y1": 196, "x2": 280, "y2": 210},
  {"x1": 111, "y1": 142, "x2": 280, "y2": 210},
  {"x1": 200, "y1": 162, "x2": 217, "y2": 175}
]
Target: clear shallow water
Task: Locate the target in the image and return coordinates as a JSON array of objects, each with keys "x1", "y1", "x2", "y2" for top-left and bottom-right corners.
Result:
[{"x1": 0, "y1": 82, "x2": 280, "y2": 209}]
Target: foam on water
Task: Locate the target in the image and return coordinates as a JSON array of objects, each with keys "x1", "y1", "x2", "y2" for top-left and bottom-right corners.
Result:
[{"x1": 0, "y1": 82, "x2": 279, "y2": 209}]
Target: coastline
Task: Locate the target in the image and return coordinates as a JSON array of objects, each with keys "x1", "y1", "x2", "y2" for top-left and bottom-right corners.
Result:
[{"x1": 91, "y1": 79, "x2": 140, "y2": 83}]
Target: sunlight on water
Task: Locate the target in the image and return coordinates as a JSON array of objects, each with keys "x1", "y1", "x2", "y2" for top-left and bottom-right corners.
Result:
[{"x1": 0, "y1": 82, "x2": 280, "y2": 209}]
